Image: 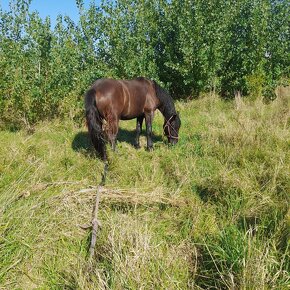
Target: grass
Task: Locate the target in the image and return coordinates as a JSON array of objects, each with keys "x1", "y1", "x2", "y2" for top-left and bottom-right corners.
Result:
[{"x1": 0, "y1": 94, "x2": 289, "y2": 289}]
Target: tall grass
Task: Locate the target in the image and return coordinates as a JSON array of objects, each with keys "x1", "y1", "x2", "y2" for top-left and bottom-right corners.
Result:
[{"x1": 0, "y1": 95, "x2": 289, "y2": 289}]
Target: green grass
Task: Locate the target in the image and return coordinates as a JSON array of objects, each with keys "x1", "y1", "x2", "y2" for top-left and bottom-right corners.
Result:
[{"x1": 0, "y1": 95, "x2": 289, "y2": 289}]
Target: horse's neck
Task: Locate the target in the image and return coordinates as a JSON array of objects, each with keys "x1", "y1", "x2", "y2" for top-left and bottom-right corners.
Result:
[
  {"x1": 158, "y1": 98, "x2": 176, "y2": 120},
  {"x1": 153, "y1": 80, "x2": 176, "y2": 120}
]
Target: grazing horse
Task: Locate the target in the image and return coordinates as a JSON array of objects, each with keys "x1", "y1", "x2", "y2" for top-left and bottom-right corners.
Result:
[{"x1": 85, "y1": 77, "x2": 181, "y2": 160}]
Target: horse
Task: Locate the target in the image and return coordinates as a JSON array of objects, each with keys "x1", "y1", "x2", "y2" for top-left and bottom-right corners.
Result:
[{"x1": 85, "y1": 77, "x2": 181, "y2": 160}]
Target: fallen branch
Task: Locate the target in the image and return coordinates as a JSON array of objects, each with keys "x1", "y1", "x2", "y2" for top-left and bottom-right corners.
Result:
[
  {"x1": 88, "y1": 162, "x2": 108, "y2": 259},
  {"x1": 89, "y1": 185, "x2": 101, "y2": 258}
]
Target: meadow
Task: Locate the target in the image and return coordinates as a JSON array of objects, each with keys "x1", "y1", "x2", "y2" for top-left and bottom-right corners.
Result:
[{"x1": 0, "y1": 94, "x2": 289, "y2": 289}]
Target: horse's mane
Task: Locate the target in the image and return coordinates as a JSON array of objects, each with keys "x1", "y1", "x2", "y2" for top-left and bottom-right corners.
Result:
[
  {"x1": 152, "y1": 80, "x2": 176, "y2": 119},
  {"x1": 135, "y1": 76, "x2": 147, "y2": 81}
]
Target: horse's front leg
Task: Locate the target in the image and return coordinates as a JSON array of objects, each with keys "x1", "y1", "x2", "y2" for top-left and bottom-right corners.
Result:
[
  {"x1": 135, "y1": 115, "x2": 144, "y2": 149},
  {"x1": 145, "y1": 112, "x2": 154, "y2": 151}
]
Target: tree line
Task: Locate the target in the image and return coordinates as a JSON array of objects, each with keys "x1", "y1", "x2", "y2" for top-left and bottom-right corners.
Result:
[{"x1": 0, "y1": 0, "x2": 289, "y2": 128}]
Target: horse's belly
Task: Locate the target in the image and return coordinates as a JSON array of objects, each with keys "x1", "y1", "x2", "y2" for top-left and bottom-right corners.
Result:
[
  {"x1": 120, "y1": 115, "x2": 138, "y2": 120},
  {"x1": 120, "y1": 110, "x2": 144, "y2": 120}
]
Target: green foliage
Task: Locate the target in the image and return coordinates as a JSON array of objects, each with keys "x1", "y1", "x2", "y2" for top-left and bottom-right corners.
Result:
[{"x1": 0, "y1": 0, "x2": 289, "y2": 128}]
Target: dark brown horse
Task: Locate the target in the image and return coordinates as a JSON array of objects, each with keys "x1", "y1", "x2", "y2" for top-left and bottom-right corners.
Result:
[{"x1": 85, "y1": 77, "x2": 181, "y2": 160}]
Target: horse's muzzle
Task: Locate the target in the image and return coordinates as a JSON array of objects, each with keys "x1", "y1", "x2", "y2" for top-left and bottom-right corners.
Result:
[{"x1": 169, "y1": 138, "x2": 178, "y2": 145}]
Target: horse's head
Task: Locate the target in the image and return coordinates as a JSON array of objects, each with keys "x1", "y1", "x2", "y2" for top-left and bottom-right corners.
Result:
[{"x1": 163, "y1": 113, "x2": 181, "y2": 145}]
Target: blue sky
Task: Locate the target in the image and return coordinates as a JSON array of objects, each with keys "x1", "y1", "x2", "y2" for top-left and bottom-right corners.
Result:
[{"x1": 0, "y1": 0, "x2": 101, "y2": 27}]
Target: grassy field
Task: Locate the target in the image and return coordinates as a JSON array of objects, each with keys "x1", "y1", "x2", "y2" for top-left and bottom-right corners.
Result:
[{"x1": 0, "y1": 95, "x2": 289, "y2": 289}]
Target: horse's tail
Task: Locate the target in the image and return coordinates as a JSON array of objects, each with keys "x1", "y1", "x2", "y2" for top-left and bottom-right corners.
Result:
[{"x1": 85, "y1": 88, "x2": 106, "y2": 160}]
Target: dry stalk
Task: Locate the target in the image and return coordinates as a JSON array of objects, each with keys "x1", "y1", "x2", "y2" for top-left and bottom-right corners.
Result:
[{"x1": 73, "y1": 186, "x2": 186, "y2": 208}]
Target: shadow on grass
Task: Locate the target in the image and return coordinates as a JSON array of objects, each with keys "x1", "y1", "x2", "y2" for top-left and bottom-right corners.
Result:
[
  {"x1": 72, "y1": 128, "x2": 163, "y2": 155},
  {"x1": 71, "y1": 131, "x2": 95, "y2": 157},
  {"x1": 118, "y1": 128, "x2": 163, "y2": 144}
]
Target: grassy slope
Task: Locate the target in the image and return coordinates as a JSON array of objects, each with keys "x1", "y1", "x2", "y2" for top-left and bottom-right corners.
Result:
[{"x1": 0, "y1": 96, "x2": 289, "y2": 289}]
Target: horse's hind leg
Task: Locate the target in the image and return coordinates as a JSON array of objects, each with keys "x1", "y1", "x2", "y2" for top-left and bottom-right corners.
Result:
[
  {"x1": 107, "y1": 117, "x2": 119, "y2": 152},
  {"x1": 135, "y1": 115, "x2": 144, "y2": 149}
]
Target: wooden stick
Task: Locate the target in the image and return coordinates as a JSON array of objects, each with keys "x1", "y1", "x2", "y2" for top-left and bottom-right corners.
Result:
[
  {"x1": 89, "y1": 185, "x2": 101, "y2": 258},
  {"x1": 88, "y1": 162, "x2": 108, "y2": 259}
]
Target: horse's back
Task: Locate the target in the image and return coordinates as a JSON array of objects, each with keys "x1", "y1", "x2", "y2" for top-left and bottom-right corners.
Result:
[{"x1": 91, "y1": 78, "x2": 158, "y2": 120}]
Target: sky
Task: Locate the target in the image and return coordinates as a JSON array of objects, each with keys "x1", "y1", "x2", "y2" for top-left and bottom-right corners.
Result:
[{"x1": 0, "y1": 0, "x2": 101, "y2": 27}]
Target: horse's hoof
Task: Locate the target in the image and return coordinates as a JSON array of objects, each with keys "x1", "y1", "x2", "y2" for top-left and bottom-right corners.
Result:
[{"x1": 134, "y1": 144, "x2": 141, "y2": 149}]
